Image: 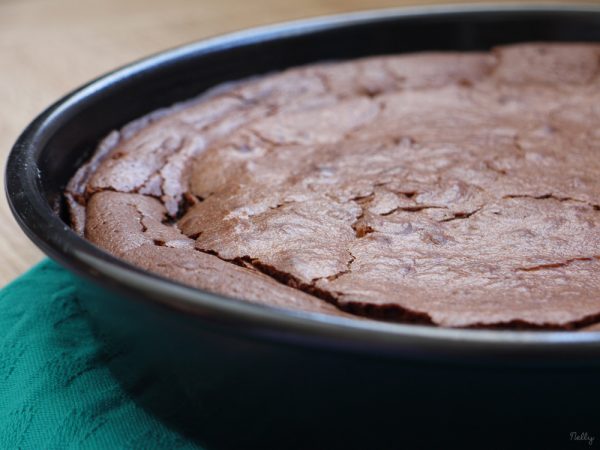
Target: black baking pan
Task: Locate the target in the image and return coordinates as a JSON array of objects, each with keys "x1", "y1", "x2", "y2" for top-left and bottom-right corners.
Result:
[{"x1": 6, "y1": 4, "x2": 600, "y2": 448}]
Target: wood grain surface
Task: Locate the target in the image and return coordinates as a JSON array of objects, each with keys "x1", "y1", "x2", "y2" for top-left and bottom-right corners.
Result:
[{"x1": 0, "y1": 0, "x2": 569, "y2": 285}]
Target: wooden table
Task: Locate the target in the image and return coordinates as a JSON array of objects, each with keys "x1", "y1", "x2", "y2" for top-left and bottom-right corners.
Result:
[{"x1": 0, "y1": 0, "x2": 556, "y2": 285}]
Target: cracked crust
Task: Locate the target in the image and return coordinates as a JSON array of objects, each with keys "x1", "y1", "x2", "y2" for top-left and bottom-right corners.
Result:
[
  {"x1": 69, "y1": 43, "x2": 600, "y2": 329},
  {"x1": 85, "y1": 192, "x2": 350, "y2": 316}
]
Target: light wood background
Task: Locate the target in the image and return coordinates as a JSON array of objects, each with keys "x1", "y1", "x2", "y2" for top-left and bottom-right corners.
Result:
[{"x1": 0, "y1": 0, "x2": 577, "y2": 285}]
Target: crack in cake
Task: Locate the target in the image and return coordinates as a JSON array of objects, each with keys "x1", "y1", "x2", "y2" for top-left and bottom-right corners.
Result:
[{"x1": 66, "y1": 43, "x2": 600, "y2": 330}]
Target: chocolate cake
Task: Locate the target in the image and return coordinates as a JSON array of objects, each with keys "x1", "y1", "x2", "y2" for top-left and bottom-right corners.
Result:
[{"x1": 66, "y1": 43, "x2": 600, "y2": 330}]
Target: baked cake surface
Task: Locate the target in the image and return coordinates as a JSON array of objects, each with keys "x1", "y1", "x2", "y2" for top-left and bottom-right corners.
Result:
[{"x1": 67, "y1": 43, "x2": 600, "y2": 329}]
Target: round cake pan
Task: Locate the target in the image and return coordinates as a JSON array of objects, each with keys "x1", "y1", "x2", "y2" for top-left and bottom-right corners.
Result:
[{"x1": 6, "y1": 4, "x2": 600, "y2": 447}]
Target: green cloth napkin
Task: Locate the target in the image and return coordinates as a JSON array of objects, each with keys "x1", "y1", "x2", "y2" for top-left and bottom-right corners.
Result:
[{"x1": 0, "y1": 260, "x2": 202, "y2": 450}]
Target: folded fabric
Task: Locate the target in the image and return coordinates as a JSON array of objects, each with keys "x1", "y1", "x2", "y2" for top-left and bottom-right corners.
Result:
[{"x1": 0, "y1": 260, "x2": 202, "y2": 449}]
